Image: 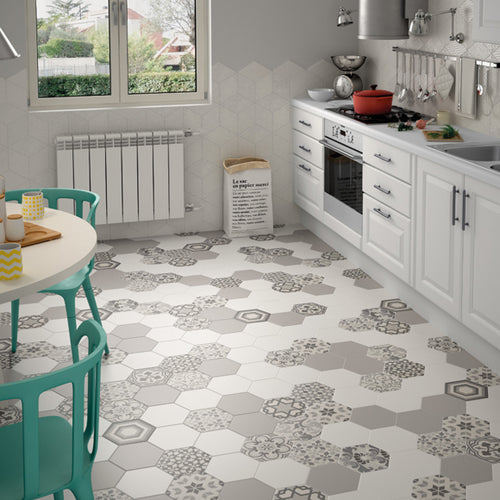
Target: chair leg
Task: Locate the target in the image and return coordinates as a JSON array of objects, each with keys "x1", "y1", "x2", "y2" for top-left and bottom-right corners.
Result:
[
  {"x1": 70, "y1": 468, "x2": 95, "y2": 500},
  {"x1": 53, "y1": 490, "x2": 64, "y2": 500},
  {"x1": 10, "y1": 299, "x2": 19, "y2": 353},
  {"x1": 62, "y1": 295, "x2": 80, "y2": 363},
  {"x1": 82, "y1": 277, "x2": 109, "y2": 357}
]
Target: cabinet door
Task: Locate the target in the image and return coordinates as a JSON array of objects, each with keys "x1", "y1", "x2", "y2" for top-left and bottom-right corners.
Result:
[
  {"x1": 293, "y1": 155, "x2": 324, "y2": 220},
  {"x1": 363, "y1": 194, "x2": 411, "y2": 283},
  {"x1": 462, "y1": 177, "x2": 500, "y2": 348},
  {"x1": 415, "y1": 158, "x2": 463, "y2": 317}
]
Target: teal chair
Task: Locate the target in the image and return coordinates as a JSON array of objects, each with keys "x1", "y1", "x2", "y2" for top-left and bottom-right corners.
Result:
[
  {"x1": 0, "y1": 319, "x2": 106, "y2": 499},
  {"x1": 5, "y1": 188, "x2": 109, "y2": 361}
]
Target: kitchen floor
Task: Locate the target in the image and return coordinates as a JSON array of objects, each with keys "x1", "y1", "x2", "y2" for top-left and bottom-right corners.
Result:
[{"x1": 1, "y1": 227, "x2": 500, "y2": 500}]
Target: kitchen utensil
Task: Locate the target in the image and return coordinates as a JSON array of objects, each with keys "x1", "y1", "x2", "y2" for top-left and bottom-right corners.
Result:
[
  {"x1": 331, "y1": 55, "x2": 366, "y2": 98},
  {"x1": 422, "y1": 56, "x2": 431, "y2": 102},
  {"x1": 331, "y1": 55, "x2": 367, "y2": 72},
  {"x1": 394, "y1": 52, "x2": 401, "y2": 96},
  {"x1": 406, "y1": 54, "x2": 415, "y2": 106},
  {"x1": 416, "y1": 55, "x2": 424, "y2": 100},
  {"x1": 430, "y1": 57, "x2": 438, "y2": 100},
  {"x1": 435, "y1": 59, "x2": 454, "y2": 99},
  {"x1": 333, "y1": 73, "x2": 363, "y2": 98},
  {"x1": 398, "y1": 53, "x2": 407, "y2": 102},
  {"x1": 307, "y1": 88, "x2": 335, "y2": 101},
  {"x1": 353, "y1": 85, "x2": 394, "y2": 115}
]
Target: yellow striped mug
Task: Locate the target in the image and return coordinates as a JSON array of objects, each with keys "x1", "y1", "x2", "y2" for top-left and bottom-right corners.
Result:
[{"x1": 0, "y1": 242, "x2": 22, "y2": 280}]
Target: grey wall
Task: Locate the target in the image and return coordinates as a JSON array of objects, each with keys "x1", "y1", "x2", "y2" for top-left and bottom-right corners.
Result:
[{"x1": 212, "y1": 0, "x2": 358, "y2": 69}]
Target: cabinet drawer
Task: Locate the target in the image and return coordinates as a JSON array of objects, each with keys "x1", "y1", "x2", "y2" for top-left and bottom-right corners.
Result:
[
  {"x1": 293, "y1": 155, "x2": 324, "y2": 220},
  {"x1": 363, "y1": 164, "x2": 411, "y2": 217},
  {"x1": 293, "y1": 130, "x2": 323, "y2": 166},
  {"x1": 363, "y1": 136, "x2": 411, "y2": 183},
  {"x1": 292, "y1": 108, "x2": 323, "y2": 139},
  {"x1": 363, "y1": 194, "x2": 411, "y2": 283}
]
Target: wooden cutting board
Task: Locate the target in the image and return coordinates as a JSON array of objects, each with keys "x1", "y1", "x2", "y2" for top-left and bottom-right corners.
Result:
[
  {"x1": 422, "y1": 130, "x2": 464, "y2": 142},
  {"x1": 7, "y1": 222, "x2": 62, "y2": 247}
]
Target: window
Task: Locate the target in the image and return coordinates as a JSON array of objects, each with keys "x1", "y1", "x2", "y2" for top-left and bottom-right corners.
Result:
[{"x1": 27, "y1": 0, "x2": 210, "y2": 110}]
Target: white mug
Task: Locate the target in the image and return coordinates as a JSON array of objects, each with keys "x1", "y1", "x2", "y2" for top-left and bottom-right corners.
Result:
[{"x1": 5, "y1": 214, "x2": 25, "y2": 242}]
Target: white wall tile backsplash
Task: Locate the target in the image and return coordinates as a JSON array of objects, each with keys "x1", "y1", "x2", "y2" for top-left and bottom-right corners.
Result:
[{"x1": 360, "y1": 0, "x2": 500, "y2": 137}]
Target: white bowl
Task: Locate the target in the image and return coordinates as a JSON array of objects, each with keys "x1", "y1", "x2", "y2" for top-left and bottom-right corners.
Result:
[{"x1": 307, "y1": 88, "x2": 335, "y2": 102}]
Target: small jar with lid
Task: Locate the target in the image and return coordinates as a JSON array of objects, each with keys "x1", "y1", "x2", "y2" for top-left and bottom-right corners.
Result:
[{"x1": 5, "y1": 214, "x2": 25, "y2": 242}]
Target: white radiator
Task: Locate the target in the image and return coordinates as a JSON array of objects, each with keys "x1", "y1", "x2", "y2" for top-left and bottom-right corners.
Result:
[{"x1": 56, "y1": 131, "x2": 185, "y2": 225}]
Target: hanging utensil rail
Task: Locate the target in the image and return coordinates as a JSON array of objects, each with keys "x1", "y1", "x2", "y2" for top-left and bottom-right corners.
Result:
[{"x1": 392, "y1": 46, "x2": 500, "y2": 69}]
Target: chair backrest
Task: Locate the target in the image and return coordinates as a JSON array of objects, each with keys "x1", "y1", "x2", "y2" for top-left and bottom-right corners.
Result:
[
  {"x1": 0, "y1": 319, "x2": 106, "y2": 499},
  {"x1": 5, "y1": 188, "x2": 100, "y2": 228}
]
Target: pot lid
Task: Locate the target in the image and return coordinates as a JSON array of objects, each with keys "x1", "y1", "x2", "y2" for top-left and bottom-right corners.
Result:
[{"x1": 354, "y1": 84, "x2": 393, "y2": 98}]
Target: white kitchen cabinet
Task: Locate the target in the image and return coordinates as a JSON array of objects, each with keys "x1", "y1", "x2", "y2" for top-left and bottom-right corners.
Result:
[
  {"x1": 362, "y1": 140, "x2": 412, "y2": 283},
  {"x1": 363, "y1": 136, "x2": 411, "y2": 183},
  {"x1": 363, "y1": 194, "x2": 411, "y2": 282},
  {"x1": 293, "y1": 155, "x2": 324, "y2": 220},
  {"x1": 292, "y1": 107, "x2": 324, "y2": 219},
  {"x1": 462, "y1": 177, "x2": 500, "y2": 346},
  {"x1": 415, "y1": 157, "x2": 500, "y2": 348},
  {"x1": 415, "y1": 158, "x2": 463, "y2": 317}
]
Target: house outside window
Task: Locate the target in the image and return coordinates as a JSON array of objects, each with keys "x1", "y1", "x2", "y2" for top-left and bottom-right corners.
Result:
[{"x1": 27, "y1": 0, "x2": 210, "y2": 110}]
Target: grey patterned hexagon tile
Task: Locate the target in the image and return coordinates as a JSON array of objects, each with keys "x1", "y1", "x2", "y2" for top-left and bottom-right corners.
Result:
[{"x1": 2, "y1": 227, "x2": 500, "y2": 499}]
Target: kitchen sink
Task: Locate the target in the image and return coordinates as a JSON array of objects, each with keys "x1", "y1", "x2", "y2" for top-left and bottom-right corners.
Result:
[{"x1": 428, "y1": 142, "x2": 500, "y2": 172}]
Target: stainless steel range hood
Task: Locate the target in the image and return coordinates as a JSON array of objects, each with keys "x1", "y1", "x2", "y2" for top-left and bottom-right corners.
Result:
[{"x1": 358, "y1": 0, "x2": 428, "y2": 40}]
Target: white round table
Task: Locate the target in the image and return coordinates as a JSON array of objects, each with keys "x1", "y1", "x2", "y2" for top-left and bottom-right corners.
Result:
[{"x1": 0, "y1": 204, "x2": 97, "y2": 304}]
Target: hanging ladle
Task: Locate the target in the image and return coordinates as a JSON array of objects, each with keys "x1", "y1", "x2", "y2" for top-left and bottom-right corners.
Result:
[
  {"x1": 416, "y1": 55, "x2": 424, "y2": 100},
  {"x1": 422, "y1": 56, "x2": 431, "y2": 102},
  {"x1": 398, "y1": 53, "x2": 408, "y2": 102},
  {"x1": 430, "y1": 56, "x2": 438, "y2": 100}
]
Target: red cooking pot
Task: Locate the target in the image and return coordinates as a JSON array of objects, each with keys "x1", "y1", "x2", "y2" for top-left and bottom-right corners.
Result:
[{"x1": 352, "y1": 85, "x2": 394, "y2": 115}]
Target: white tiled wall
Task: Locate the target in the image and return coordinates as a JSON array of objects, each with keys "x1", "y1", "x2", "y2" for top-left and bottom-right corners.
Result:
[
  {"x1": 360, "y1": 0, "x2": 500, "y2": 136},
  {"x1": 0, "y1": 60, "x2": 337, "y2": 239}
]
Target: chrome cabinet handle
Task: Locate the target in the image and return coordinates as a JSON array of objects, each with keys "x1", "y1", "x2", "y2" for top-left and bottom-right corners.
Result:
[
  {"x1": 374, "y1": 153, "x2": 392, "y2": 163},
  {"x1": 374, "y1": 207, "x2": 391, "y2": 219},
  {"x1": 299, "y1": 145, "x2": 311, "y2": 153},
  {"x1": 462, "y1": 189, "x2": 470, "y2": 231},
  {"x1": 452, "y1": 185, "x2": 460, "y2": 226},
  {"x1": 298, "y1": 164, "x2": 311, "y2": 173},
  {"x1": 120, "y1": 1, "x2": 127, "y2": 25},
  {"x1": 111, "y1": 1, "x2": 119, "y2": 25},
  {"x1": 373, "y1": 184, "x2": 391, "y2": 195},
  {"x1": 299, "y1": 120, "x2": 311, "y2": 127}
]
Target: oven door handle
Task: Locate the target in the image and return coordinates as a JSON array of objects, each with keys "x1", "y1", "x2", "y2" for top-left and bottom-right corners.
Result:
[{"x1": 319, "y1": 139, "x2": 363, "y2": 164}]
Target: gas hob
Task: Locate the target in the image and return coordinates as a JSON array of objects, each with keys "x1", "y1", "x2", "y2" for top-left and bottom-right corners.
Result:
[{"x1": 325, "y1": 105, "x2": 427, "y2": 124}]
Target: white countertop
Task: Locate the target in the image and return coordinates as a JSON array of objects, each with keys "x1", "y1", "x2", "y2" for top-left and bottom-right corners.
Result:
[{"x1": 292, "y1": 97, "x2": 500, "y2": 188}]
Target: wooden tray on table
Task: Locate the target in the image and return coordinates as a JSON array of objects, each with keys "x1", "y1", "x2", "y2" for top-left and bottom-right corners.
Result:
[{"x1": 7, "y1": 222, "x2": 62, "y2": 247}]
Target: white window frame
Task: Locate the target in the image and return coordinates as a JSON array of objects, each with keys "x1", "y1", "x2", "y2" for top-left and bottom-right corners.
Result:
[{"x1": 26, "y1": 0, "x2": 211, "y2": 111}]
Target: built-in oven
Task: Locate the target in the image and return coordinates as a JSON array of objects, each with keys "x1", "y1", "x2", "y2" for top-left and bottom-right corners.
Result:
[{"x1": 320, "y1": 119, "x2": 363, "y2": 236}]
